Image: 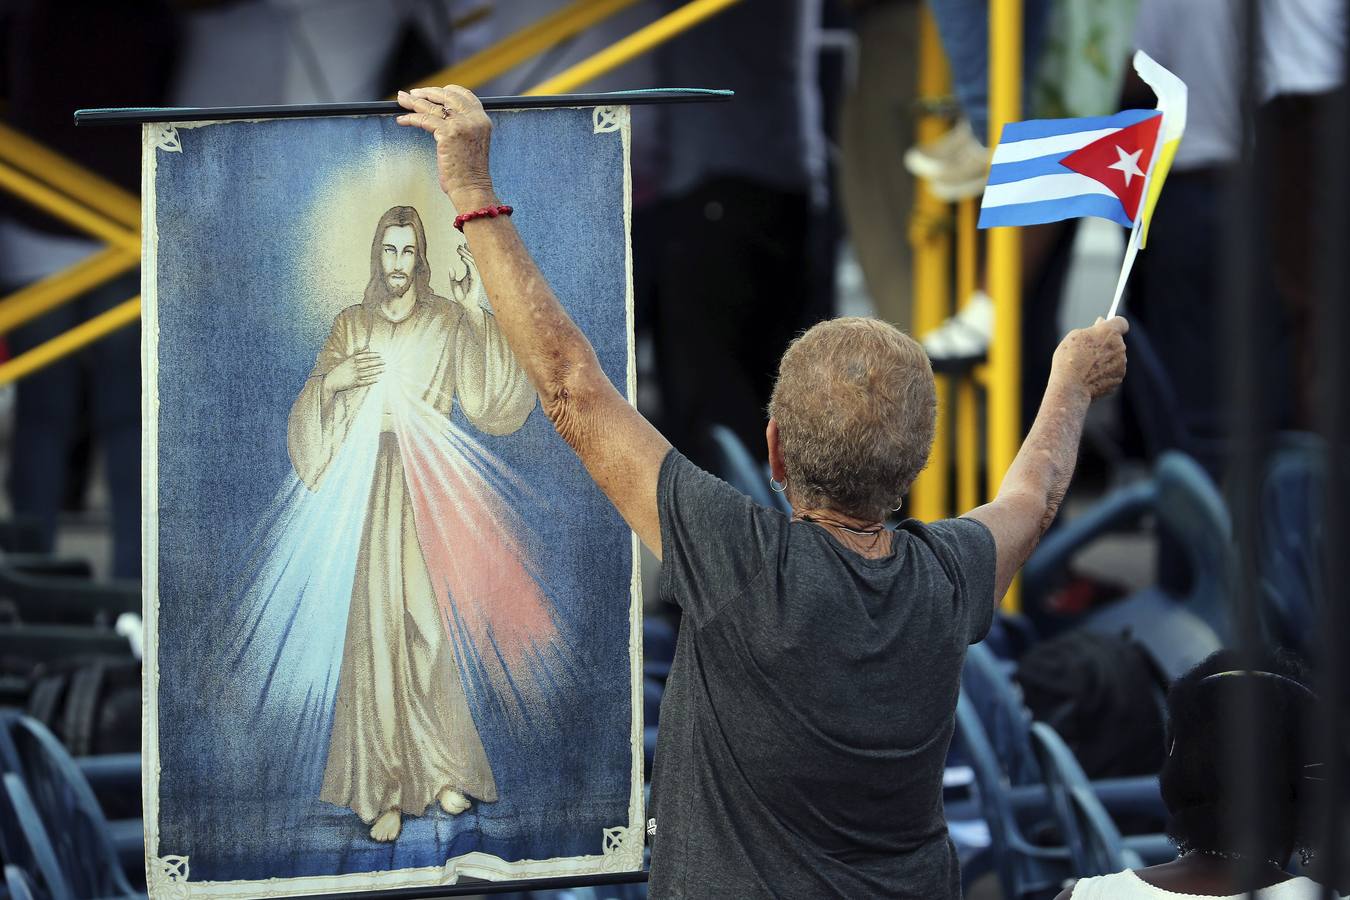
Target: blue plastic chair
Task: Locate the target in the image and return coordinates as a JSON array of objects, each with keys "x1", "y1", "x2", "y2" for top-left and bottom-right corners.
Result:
[
  {"x1": 0, "y1": 716, "x2": 139, "y2": 899},
  {"x1": 1, "y1": 773, "x2": 73, "y2": 900},
  {"x1": 643, "y1": 617, "x2": 677, "y2": 681},
  {"x1": 962, "y1": 643, "x2": 1167, "y2": 825},
  {"x1": 1029, "y1": 723, "x2": 1168, "y2": 877},
  {"x1": 1023, "y1": 452, "x2": 1231, "y2": 680},
  {"x1": 706, "y1": 425, "x2": 791, "y2": 515},
  {"x1": 4, "y1": 864, "x2": 41, "y2": 900},
  {"x1": 954, "y1": 690, "x2": 1070, "y2": 899}
]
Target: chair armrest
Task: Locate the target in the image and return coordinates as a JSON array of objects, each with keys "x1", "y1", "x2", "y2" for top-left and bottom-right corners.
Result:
[
  {"x1": 76, "y1": 754, "x2": 140, "y2": 793},
  {"x1": 1123, "y1": 833, "x2": 1176, "y2": 866},
  {"x1": 3, "y1": 556, "x2": 94, "y2": 579},
  {"x1": 1023, "y1": 481, "x2": 1157, "y2": 597}
]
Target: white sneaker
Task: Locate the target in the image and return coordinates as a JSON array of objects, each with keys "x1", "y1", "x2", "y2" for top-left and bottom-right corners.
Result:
[
  {"x1": 904, "y1": 120, "x2": 992, "y2": 201},
  {"x1": 922, "y1": 291, "x2": 994, "y2": 366}
]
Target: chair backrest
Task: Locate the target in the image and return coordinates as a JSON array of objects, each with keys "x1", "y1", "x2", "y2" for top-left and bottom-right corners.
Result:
[
  {"x1": 706, "y1": 425, "x2": 791, "y2": 514},
  {"x1": 1152, "y1": 452, "x2": 1241, "y2": 642},
  {"x1": 5, "y1": 863, "x2": 43, "y2": 900},
  {"x1": 1030, "y1": 722, "x2": 1145, "y2": 877},
  {"x1": 1256, "y1": 433, "x2": 1325, "y2": 657},
  {"x1": 5, "y1": 717, "x2": 134, "y2": 898},
  {"x1": 954, "y1": 691, "x2": 1068, "y2": 899},
  {"x1": 954, "y1": 692, "x2": 1020, "y2": 898},
  {"x1": 961, "y1": 642, "x2": 1040, "y2": 786},
  {"x1": 2, "y1": 774, "x2": 72, "y2": 900}
]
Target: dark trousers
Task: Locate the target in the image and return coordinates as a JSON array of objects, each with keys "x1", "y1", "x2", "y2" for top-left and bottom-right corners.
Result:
[
  {"x1": 6, "y1": 271, "x2": 140, "y2": 579},
  {"x1": 646, "y1": 177, "x2": 828, "y2": 469}
]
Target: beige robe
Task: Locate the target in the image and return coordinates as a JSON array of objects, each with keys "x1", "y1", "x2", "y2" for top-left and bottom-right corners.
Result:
[{"x1": 287, "y1": 292, "x2": 536, "y2": 824}]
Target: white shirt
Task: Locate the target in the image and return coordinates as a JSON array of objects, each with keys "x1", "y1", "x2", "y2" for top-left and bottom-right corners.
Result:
[
  {"x1": 1260, "y1": 0, "x2": 1347, "y2": 100},
  {"x1": 1133, "y1": 0, "x2": 1243, "y2": 170},
  {"x1": 1071, "y1": 870, "x2": 1341, "y2": 899}
]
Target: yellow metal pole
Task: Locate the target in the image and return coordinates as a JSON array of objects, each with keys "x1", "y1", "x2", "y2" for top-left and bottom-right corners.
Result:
[
  {"x1": 0, "y1": 160, "x2": 139, "y2": 253},
  {"x1": 987, "y1": 0, "x2": 1023, "y2": 608},
  {"x1": 525, "y1": 0, "x2": 742, "y2": 95},
  {"x1": 957, "y1": 379, "x2": 980, "y2": 511},
  {"x1": 954, "y1": 197, "x2": 980, "y2": 512},
  {"x1": 0, "y1": 248, "x2": 137, "y2": 335},
  {"x1": 0, "y1": 122, "x2": 141, "y2": 229},
  {"x1": 405, "y1": 0, "x2": 640, "y2": 92},
  {"x1": 0, "y1": 297, "x2": 140, "y2": 386},
  {"x1": 908, "y1": 8, "x2": 953, "y2": 522}
]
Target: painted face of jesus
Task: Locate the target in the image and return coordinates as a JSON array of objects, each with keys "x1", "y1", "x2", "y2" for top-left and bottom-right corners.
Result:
[{"x1": 380, "y1": 225, "x2": 418, "y2": 297}]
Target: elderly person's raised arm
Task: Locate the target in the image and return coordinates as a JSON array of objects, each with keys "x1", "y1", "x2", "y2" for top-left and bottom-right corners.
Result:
[
  {"x1": 965, "y1": 317, "x2": 1128, "y2": 601},
  {"x1": 397, "y1": 86, "x2": 671, "y2": 557}
]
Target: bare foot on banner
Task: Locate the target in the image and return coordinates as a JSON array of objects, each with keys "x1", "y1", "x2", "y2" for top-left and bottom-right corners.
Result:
[
  {"x1": 370, "y1": 808, "x2": 402, "y2": 842},
  {"x1": 438, "y1": 788, "x2": 472, "y2": 815}
]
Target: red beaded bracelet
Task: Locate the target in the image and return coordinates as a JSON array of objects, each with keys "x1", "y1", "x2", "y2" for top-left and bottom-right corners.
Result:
[{"x1": 454, "y1": 204, "x2": 513, "y2": 231}]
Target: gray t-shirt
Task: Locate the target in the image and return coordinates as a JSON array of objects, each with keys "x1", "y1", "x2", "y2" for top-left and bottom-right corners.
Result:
[{"x1": 648, "y1": 451, "x2": 997, "y2": 899}]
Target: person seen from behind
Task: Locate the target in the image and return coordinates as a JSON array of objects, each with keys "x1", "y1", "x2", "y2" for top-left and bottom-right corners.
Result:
[
  {"x1": 397, "y1": 83, "x2": 1128, "y2": 899},
  {"x1": 1060, "y1": 650, "x2": 1342, "y2": 899}
]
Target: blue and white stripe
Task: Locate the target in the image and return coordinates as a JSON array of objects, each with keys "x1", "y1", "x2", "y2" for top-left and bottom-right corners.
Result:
[{"x1": 978, "y1": 109, "x2": 1160, "y2": 229}]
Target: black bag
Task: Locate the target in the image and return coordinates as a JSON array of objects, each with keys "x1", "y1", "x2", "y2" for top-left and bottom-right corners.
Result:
[{"x1": 1015, "y1": 630, "x2": 1167, "y2": 778}]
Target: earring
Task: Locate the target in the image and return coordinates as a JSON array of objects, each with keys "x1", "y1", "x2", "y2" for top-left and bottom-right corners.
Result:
[
  {"x1": 769, "y1": 477, "x2": 787, "y2": 494},
  {"x1": 891, "y1": 501, "x2": 902, "y2": 512}
]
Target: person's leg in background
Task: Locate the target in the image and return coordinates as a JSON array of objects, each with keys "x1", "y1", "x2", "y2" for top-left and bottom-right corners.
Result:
[
  {"x1": 86, "y1": 272, "x2": 141, "y2": 580},
  {"x1": 1128, "y1": 171, "x2": 1237, "y2": 477},
  {"x1": 838, "y1": 0, "x2": 918, "y2": 332},
  {"x1": 917, "y1": 0, "x2": 1052, "y2": 153}
]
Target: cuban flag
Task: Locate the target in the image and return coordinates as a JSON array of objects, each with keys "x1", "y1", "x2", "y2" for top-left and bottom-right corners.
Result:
[
  {"x1": 978, "y1": 108, "x2": 1162, "y2": 229},
  {"x1": 978, "y1": 51, "x2": 1188, "y2": 315}
]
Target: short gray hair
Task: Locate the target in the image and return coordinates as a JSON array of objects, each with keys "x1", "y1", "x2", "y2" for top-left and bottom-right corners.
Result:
[{"x1": 768, "y1": 317, "x2": 936, "y2": 519}]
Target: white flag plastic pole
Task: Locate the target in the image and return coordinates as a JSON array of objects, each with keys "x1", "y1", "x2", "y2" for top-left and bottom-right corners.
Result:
[
  {"x1": 1106, "y1": 50, "x2": 1189, "y2": 319},
  {"x1": 1108, "y1": 218, "x2": 1143, "y2": 319}
]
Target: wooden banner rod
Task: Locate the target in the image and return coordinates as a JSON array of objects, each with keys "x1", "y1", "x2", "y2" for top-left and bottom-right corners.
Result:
[{"x1": 73, "y1": 89, "x2": 732, "y2": 126}]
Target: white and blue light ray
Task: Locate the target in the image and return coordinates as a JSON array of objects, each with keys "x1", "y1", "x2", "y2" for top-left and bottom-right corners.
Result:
[{"x1": 209, "y1": 384, "x2": 386, "y2": 798}]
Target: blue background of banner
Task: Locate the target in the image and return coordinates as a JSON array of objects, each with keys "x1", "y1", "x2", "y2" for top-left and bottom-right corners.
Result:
[{"x1": 151, "y1": 109, "x2": 636, "y2": 882}]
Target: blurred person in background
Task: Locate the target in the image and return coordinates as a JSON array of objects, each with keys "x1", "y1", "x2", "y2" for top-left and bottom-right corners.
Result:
[
  {"x1": 0, "y1": 0, "x2": 177, "y2": 579},
  {"x1": 1125, "y1": 0, "x2": 1245, "y2": 479},
  {"x1": 398, "y1": 83, "x2": 1129, "y2": 896},
  {"x1": 1058, "y1": 650, "x2": 1342, "y2": 899},
  {"x1": 908, "y1": 0, "x2": 1051, "y2": 369},
  {"x1": 836, "y1": 0, "x2": 920, "y2": 333},
  {"x1": 1256, "y1": 0, "x2": 1346, "y2": 429},
  {"x1": 646, "y1": 0, "x2": 832, "y2": 469}
]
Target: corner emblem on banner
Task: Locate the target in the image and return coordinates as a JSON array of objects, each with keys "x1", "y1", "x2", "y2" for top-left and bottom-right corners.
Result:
[
  {"x1": 593, "y1": 107, "x2": 623, "y2": 135},
  {"x1": 600, "y1": 824, "x2": 643, "y2": 871},
  {"x1": 148, "y1": 855, "x2": 190, "y2": 899},
  {"x1": 151, "y1": 124, "x2": 182, "y2": 153}
]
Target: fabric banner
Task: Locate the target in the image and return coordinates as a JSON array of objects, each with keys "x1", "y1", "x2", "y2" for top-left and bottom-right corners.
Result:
[{"x1": 141, "y1": 105, "x2": 642, "y2": 898}]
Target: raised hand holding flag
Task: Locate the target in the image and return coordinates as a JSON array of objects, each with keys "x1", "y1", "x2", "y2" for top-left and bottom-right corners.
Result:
[{"x1": 978, "y1": 50, "x2": 1188, "y2": 317}]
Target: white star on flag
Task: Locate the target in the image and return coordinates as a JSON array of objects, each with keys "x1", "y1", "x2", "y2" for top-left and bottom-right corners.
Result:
[{"x1": 1107, "y1": 145, "x2": 1145, "y2": 186}]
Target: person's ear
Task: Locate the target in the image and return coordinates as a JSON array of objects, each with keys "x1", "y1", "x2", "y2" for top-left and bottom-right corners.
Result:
[{"x1": 766, "y1": 419, "x2": 787, "y2": 483}]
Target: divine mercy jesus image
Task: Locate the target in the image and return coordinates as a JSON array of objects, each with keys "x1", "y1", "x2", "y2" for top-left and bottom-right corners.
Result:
[{"x1": 285, "y1": 204, "x2": 540, "y2": 843}]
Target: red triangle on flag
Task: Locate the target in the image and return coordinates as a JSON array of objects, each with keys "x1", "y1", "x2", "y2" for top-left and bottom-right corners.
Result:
[{"x1": 1060, "y1": 113, "x2": 1162, "y2": 222}]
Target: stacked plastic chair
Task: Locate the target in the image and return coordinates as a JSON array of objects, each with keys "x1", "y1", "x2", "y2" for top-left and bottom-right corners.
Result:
[
  {"x1": 1022, "y1": 452, "x2": 1231, "y2": 680},
  {"x1": 0, "y1": 712, "x2": 142, "y2": 899},
  {"x1": 954, "y1": 644, "x2": 1173, "y2": 897},
  {"x1": 1030, "y1": 721, "x2": 1149, "y2": 877}
]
